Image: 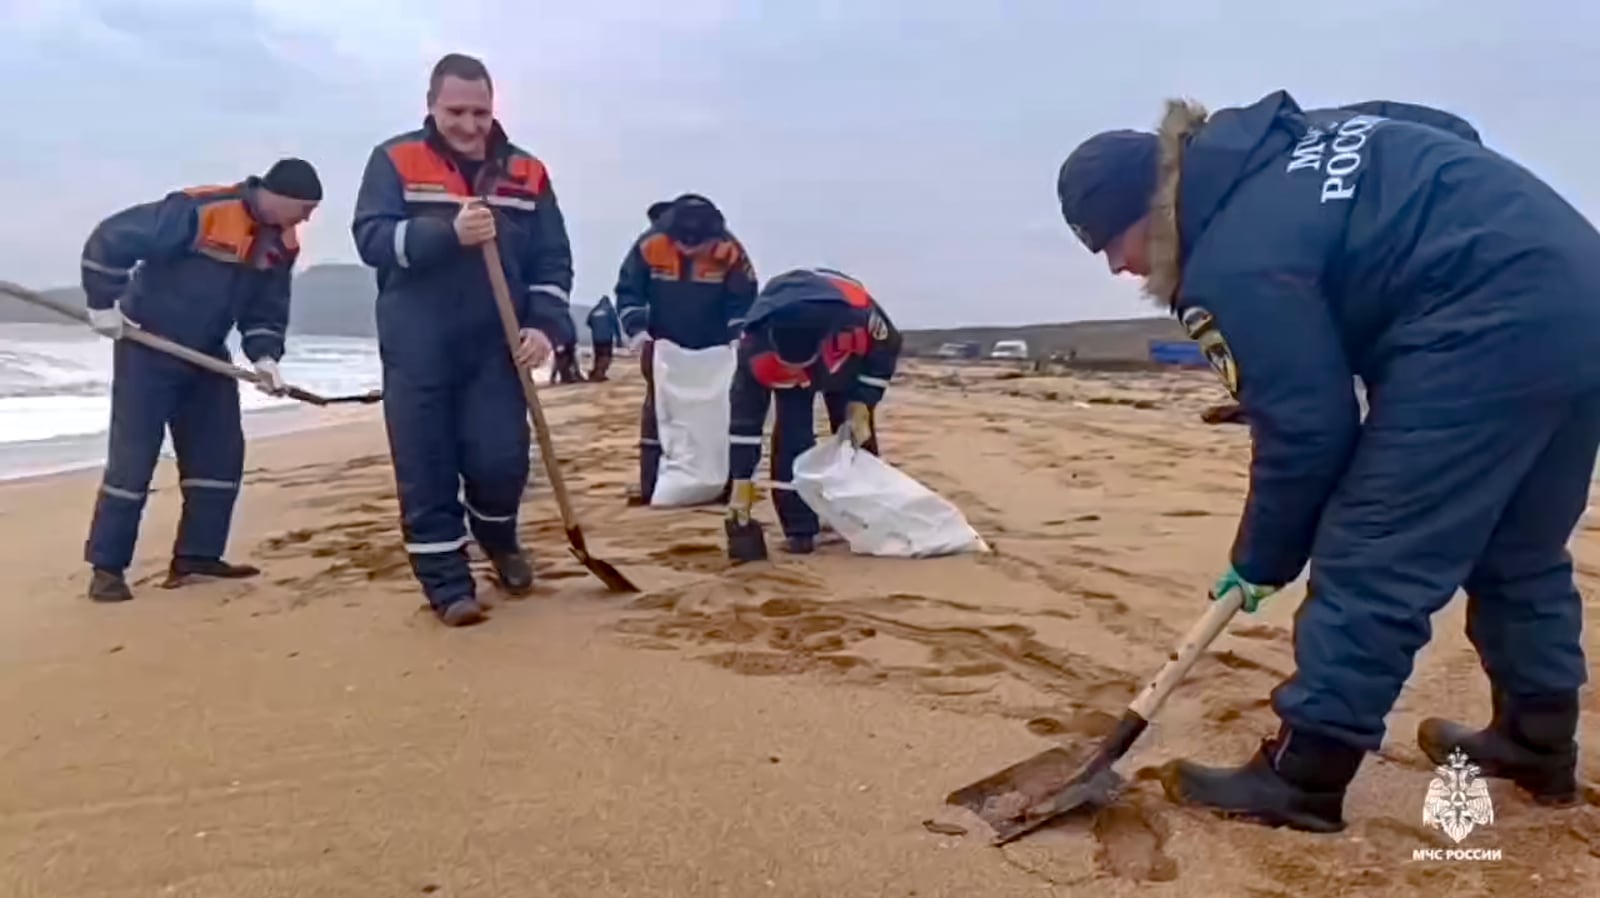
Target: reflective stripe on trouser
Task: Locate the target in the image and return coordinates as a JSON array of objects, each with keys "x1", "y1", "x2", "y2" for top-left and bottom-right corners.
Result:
[
  {"x1": 383, "y1": 351, "x2": 530, "y2": 609},
  {"x1": 770, "y1": 389, "x2": 878, "y2": 539},
  {"x1": 638, "y1": 341, "x2": 661, "y2": 499},
  {"x1": 85, "y1": 341, "x2": 244, "y2": 570},
  {"x1": 1270, "y1": 390, "x2": 1598, "y2": 752}
]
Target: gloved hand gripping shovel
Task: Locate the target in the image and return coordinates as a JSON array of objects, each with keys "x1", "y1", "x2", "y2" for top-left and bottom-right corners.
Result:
[
  {"x1": 478, "y1": 237, "x2": 639, "y2": 593},
  {"x1": 0, "y1": 280, "x2": 382, "y2": 406},
  {"x1": 946, "y1": 587, "x2": 1244, "y2": 844}
]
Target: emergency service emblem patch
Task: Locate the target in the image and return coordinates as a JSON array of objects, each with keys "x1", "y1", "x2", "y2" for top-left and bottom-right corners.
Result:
[
  {"x1": 1180, "y1": 306, "x2": 1239, "y2": 398},
  {"x1": 868, "y1": 310, "x2": 889, "y2": 341}
]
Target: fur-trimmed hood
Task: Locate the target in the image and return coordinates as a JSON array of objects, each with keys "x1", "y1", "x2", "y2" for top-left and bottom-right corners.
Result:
[{"x1": 1143, "y1": 98, "x2": 1209, "y2": 310}]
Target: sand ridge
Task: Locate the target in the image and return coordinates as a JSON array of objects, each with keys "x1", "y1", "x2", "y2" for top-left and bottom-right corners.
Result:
[{"x1": 1, "y1": 359, "x2": 1597, "y2": 896}]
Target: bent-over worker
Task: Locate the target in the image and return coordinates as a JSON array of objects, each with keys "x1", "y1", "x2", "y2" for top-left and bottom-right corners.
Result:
[
  {"x1": 80, "y1": 158, "x2": 322, "y2": 603},
  {"x1": 726, "y1": 268, "x2": 901, "y2": 554},
  {"x1": 1057, "y1": 90, "x2": 1599, "y2": 831}
]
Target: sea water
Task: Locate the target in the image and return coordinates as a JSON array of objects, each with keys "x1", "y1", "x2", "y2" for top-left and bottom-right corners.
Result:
[{"x1": 0, "y1": 323, "x2": 383, "y2": 482}]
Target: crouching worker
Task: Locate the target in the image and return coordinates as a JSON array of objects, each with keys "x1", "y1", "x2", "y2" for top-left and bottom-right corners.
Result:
[
  {"x1": 80, "y1": 158, "x2": 323, "y2": 602},
  {"x1": 1057, "y1": 91, "x2": 1600, "y2": 832},
  {"x1": 726, "y1": 268, "x2": 901, "y2": 557}
]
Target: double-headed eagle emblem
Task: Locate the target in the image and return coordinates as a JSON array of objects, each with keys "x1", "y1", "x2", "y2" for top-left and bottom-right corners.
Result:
[{"x1": 1422, "y1": 748, "x2": 1495, "y2": 844}]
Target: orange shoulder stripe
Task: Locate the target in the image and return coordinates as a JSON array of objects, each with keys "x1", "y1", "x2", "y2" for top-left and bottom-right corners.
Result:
[
  {"x1": 193, "y1": 198, "x2": 257, "y2": 263},
  {"x1": 506, "y1": 154, "x2": 548, "y2": 194},
  {"x1": 823, "y1": 273, "x2": 872, "y2": 309},
  {"x1": 639, "y1": 233, "x2": 683, "y2": 279},
  {"x1": 386, "y1": 140, "x2": 469, "y2": 194}
]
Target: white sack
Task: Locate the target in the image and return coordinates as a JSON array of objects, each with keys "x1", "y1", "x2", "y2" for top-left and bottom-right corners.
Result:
[
  {"x1": 791, "y1": 429, "x2": 989, "y2": 557},
  {"x1": 649, "y1": 339, "x2": 736, "y2": 506}
]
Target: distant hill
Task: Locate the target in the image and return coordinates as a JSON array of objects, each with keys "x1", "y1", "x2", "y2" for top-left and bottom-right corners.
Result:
[
  {"x1": 900, "y1": 316, "x2": 1188, "y2": 361},
  {"x1": 0, "y1": 263, "x2": 594, "y2": 341},
  {"x1": 2, "y1": 263, "x2": 1188, "y2": 362}
]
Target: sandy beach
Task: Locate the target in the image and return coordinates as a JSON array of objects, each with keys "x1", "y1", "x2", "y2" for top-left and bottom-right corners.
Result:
[{"x1": 2, "y1": 360, "x2": 1598, "y2": 897}]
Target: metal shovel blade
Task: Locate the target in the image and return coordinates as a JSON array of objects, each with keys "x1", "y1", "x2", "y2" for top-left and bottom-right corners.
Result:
[
  {"x1": 725, "y1": 517, "x2": 769, "y2": 563},
  {"x1": 565, "y1": 529, "x2": 640, "y2": 593},
  {"x1": 946, "y1": 745, "x2": 1126, "y2": 844}
]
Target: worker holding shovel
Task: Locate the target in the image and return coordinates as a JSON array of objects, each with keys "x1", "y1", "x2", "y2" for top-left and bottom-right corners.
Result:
[
  {"x1": 725, "y1": 268, "x2": 901, "y2": 559},
  {"x1": 351, "y1": 52, "x2": 572, "y2": 627},
  {"x1": 1055, "y1": 91, "x2": 1600, "y2": 831},
  {"x1": 77, "y1": 157, "x2": 322, "y2": 603}
]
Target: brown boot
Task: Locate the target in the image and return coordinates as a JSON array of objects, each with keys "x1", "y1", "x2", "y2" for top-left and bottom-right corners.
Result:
[
  {"x1": 88, "y1": 568, "x2": 134, "y2": 603},
  {"x1": 164, "y1": 556, "x2": 261, "y2": 588},
  {"x1": 438, "y1": 598, "x2": 488, "y2": 627}
]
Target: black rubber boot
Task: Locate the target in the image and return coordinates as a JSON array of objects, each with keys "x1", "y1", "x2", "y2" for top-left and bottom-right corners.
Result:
[
  {"x1": 438, "y1": 598, "x2": 487, "y2": 627},
  {"x1": 784, "y1": 535, "x2": 815, "y2": 555},
  {"x1": 165, "y1": 556, "x2": 261, "y2": 587},
  {"x1": 1159, "y1": 725, "x2": 1364, "y2": 833},
  {"x1": 490, "y1": 551, "x2": 535, "y2": 597},
  {"x1": 1417, "y1": 689, "x2": 1579, "y2": 805},
  {"x1": 88, "y1": 568, "x2": 134, "y2": 603}
]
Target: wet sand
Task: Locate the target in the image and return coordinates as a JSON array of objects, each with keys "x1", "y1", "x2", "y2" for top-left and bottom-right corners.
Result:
[{"x1": 2, "y1": 359, "x2": 1597, "y2": 897}]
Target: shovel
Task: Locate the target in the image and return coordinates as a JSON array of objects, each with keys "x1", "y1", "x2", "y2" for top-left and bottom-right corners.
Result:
[
  {"x1": 0, "y1": 280, "x2": 382, "y2": 407},
  {"x1": 947, "y1": 588, "x2": 1244, "y2": 844},
  {"x1": 477, "y1": 236, "x2": 639, "y2": 593}
]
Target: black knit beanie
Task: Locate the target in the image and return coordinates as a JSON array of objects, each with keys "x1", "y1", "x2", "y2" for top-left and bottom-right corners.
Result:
[{"x1": 261, "y1": 158, "x2": 323, "y2": 202}]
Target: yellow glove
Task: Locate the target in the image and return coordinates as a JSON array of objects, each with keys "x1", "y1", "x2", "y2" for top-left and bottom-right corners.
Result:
[
  {"x1": 847, "y1": 401, "x2": 872, "y2": 447},
  {"x1": 727, "y1": 479, "x2": 757, "y2": 524}
]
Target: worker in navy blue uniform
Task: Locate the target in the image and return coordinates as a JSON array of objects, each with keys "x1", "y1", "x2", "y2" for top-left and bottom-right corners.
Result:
[
  {"x1": 615, "y1": 193, "x2": 756, "y2": 505},
  {"x1": 351, "y1": 53, "x2": 572, "y2": 627},
  {"x1": 79, "y1": 158, "x2": 323, "y2": 603},
  {"x1": 586, "y1": 296, "x2": 621, "y2": 381},
  {"x1": 726, "y1": 268, "x2": 901, "y2": 554},
  {"x1": 1057, "y1": 90, "x2": 1600, "y2": 831}
]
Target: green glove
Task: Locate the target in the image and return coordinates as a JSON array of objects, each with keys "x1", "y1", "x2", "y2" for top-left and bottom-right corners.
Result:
[{"x1": 1211, "y1": 566, "x2": 1278, "y2": 614}]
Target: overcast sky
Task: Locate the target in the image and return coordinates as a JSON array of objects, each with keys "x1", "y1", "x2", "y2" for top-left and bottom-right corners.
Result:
[{"x1": 3, "y1": 0, "x2": 1598, "y2": 328}]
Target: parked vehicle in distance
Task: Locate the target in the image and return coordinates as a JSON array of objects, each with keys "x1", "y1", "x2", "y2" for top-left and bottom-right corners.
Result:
[
  {"x1": 935, "y1": 341, "x2": 982, "y2": 359},
  {"x1": 989, "y1": 339, "x2": 1029, "y2": 359}
]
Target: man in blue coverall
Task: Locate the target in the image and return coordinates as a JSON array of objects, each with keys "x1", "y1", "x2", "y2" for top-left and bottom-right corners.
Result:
[
  {"x1": 586, "y1": 296, "x2": 621, "y2": 381},
  {"x1": 615, "y1": 193, "x2": 756, "y2": 505},
  {"x1": 726, "y1": 268, "x2": 901, "y2": 555},
  {"x1": 79, "y1": 158, "x2": 322, "y2": 603},
  {"x1": 1057, "y1": 91, "x2": 1600, "y2": 831},
  {"x1": 352, "y1": 53, "x2": 571, "y2": 627}
]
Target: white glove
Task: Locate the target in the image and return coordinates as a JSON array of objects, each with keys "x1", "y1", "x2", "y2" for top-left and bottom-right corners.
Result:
[
  {"x1": 252, "y1": 358, "x2": 288, "y2": 396},
  {"x1": 626, "y1": 331, "x2": 651, "y2": 352},
  {"x1": 88, "y1": 304, "x2": 127, "y2": 339}
]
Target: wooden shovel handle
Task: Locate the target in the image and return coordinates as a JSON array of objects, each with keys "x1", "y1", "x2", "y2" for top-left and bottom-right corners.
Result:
[{"x1": 477, "y1": 236, "x2": 580, "y2": 532}]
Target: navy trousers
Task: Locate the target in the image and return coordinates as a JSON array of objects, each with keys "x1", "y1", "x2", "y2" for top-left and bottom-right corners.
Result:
[
  {"x1": 1272, "y1": 390, "x2": 1599, "y2": 750},
  {"x1": 84, "y1": 341, "x2": 244, "y2": 571},
  {"x1": 382, "y1": 348, "x2": 529, "y2": 610}
]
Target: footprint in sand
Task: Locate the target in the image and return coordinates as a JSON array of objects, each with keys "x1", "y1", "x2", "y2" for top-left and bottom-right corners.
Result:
[{"x1": 1091, "y1": 799, "x2": 1179, "y2": 882}]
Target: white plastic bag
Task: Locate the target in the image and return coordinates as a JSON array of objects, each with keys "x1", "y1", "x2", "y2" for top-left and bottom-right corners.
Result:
[
  {"x1": 649, "y1": 339, "x2": 736, "y2": 506},
  {"x1": 790, "y1": 430, "x2": 990, "y2": 557}
]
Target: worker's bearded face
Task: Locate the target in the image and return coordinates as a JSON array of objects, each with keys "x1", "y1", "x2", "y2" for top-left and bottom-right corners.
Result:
[{"x1": 429, "y1": 75, "x2": 494, "y2": 161}]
